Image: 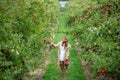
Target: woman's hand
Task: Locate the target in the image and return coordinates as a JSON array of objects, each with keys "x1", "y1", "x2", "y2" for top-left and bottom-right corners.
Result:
[
  {"x1": 48, "y1": 41, "x2": 54, "y2": 47},
  {"x1": 49, "y1": 41, "x2": 53, "y2": 45}
]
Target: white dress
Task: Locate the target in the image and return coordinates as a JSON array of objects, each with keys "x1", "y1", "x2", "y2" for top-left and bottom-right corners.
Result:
[{"x1": 59, "y1": 44, "x2": 66, "y2": 61}]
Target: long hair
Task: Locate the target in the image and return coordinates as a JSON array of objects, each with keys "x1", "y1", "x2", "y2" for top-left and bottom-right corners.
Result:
[{"x1": 62, "y1": 37, "x2": 68, "y2": 48}]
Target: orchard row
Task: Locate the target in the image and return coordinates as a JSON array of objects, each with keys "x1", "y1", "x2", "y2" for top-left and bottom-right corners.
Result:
[
  {"x1": 65, "y1": 0, "x2": 120, "y2": 80},
  {"x1": 0, "y1": 0, "x2": 60, "y2": 79}
]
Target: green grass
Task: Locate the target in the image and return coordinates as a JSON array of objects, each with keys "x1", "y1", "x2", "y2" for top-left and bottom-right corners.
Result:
[{"x1": 42, "y1": 14, "x2": 86, "y2": 80}]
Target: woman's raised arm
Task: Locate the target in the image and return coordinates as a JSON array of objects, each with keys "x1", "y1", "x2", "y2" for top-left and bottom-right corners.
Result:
[{"x1": 50, "y1": 41, "x2": 60, "y2": 48}]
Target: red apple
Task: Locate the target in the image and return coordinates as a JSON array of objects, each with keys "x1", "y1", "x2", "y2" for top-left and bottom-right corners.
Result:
[
  {"x1": 1, "y1": 49, "x2": 11, "y2": 57},
  {"x1": 85, "y1": 47, "x2": 90, "y2": 52},
  {"x1": 74, "y1": 32, "x2": 78, "y2": 35},
  {"x1": 99, "y1": 69, "x2": 108, "y2": 74},
  {"x1": 21, "y1": 60, "x2": 25, "y2": 65},
  {"x1": 111, "y1": 75, "x2": 116, "y2": 79},
  {"x1": 13, "y1": 67, "x2": 17, "y2": 70},
  {"x1": 32, "y1": 14, "x2": 36, "y2": 17},
  {"x1": 43, "y1": 39, "x2": 46, "y2": 43},
  {"x1": 118, "y1": 67, "x2": 120, "y2": 71},
  {"x1": 33, "y1": 20, "x2": 37, "y2": 24},
  {"x1": 92, "y1": 47, "x2": 97, "y2": 52}
]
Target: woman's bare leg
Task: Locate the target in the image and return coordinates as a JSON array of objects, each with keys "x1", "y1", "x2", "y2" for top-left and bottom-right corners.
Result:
[
  {"x1": 59, "y1": 61, "x2": 64, "y2": 71},
  {"x1": 59, "y1": 61, "x2": 65, "y2": 76},
  {"x1": 63, "y1": 66, "x2": 67, "y2": 74}
]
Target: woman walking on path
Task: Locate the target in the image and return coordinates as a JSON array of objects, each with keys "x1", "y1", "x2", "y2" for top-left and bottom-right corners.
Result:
[{"x1": 51, "y1": 37, "x2": 71, "y2": 77}]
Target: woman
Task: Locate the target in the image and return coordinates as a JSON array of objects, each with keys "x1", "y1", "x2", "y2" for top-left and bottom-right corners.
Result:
[{"x1": 51, "y1": 37, "x2": 71, "y2": 77}]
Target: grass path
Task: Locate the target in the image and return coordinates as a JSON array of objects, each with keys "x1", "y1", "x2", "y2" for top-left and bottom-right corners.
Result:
[{"x1": 42, "y1": 13, "x2": 86, "y2": 80}]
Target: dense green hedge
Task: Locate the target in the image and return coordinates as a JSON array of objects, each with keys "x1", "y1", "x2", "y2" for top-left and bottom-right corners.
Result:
[
  {"x1": 66, "y1": 0, "x2": 120, "y2": 79},
  {"x1": 0, "y1": 0, "x2": 59, "y2": 79}
]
